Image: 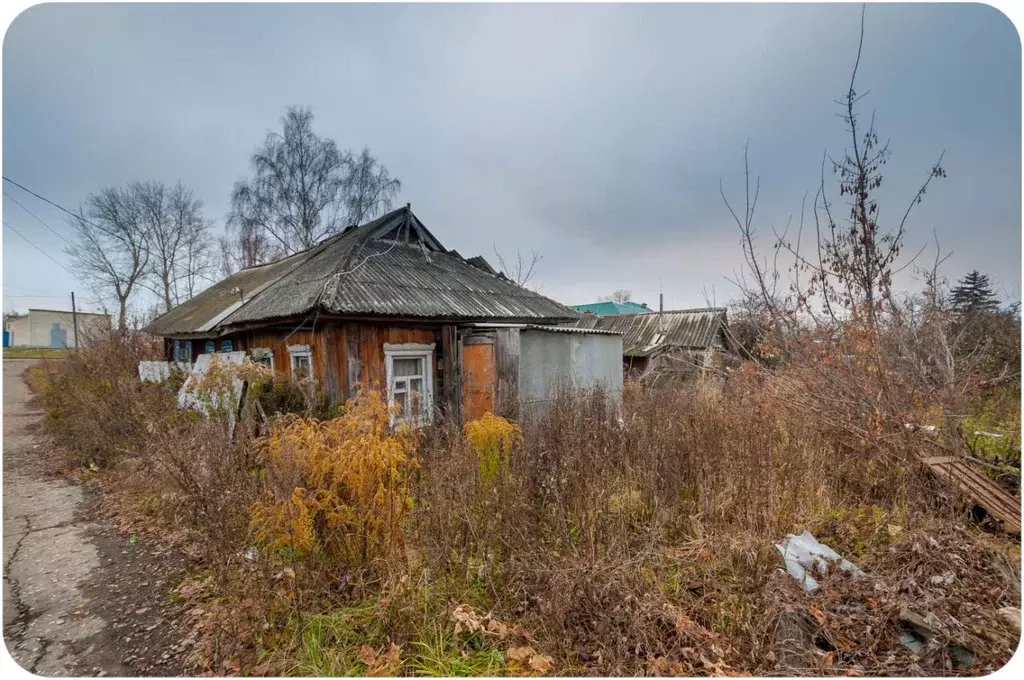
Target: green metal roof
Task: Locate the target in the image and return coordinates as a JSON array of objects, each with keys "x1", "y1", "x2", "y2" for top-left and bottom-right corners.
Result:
[{"x1": 572, "y1": 301, "x2": 652, "y2": 316}]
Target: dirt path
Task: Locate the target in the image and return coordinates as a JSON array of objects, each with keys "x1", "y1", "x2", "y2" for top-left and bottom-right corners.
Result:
[{"x1": 3, "y1": 359, "x2": 189, "y2": 676}]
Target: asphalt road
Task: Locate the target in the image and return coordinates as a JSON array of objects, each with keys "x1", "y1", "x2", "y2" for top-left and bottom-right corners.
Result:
[{"x1": 2, "y1": 359, "x2": 187, "y2": 676}]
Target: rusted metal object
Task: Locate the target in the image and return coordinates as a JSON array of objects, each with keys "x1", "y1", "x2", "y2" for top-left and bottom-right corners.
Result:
[
  {"x1": 921, "y1": 455, "x2": 1021, "y2": 535},
  {"x1": 462, "y1": 341, "x2": 496, "y2": 422}
]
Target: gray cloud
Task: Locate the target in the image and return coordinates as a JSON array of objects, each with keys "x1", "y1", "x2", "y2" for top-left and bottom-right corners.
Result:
[{"x1": 3, "y1": 3, "x2": 1020, "y2": 314}]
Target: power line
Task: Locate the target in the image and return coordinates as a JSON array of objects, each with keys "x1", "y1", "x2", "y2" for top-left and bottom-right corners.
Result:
[
  {"x1": 2, "y1": 220, "x2": 75, "y2": 275},
  {"x1": 3, "y1": 283, "x2": 44, "y2": 294},
  {"x1": 3, "y1": 294, "x2": 69, "y2": 299},
  {"x1": 3, "y1": 190, "x2": 73, "y2": 246},
  {"x1": 2, "y1": 176, "x2": 103, "y2": 231}
]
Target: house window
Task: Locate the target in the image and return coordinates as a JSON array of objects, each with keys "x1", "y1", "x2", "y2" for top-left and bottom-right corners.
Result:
[
  {"x1": 251, "y1": 347, "x2": 274, "y2": 371},
  {"x1": 384, "y1": 343, "x2": 435, "y2": 427},
  {"x1": 221, "y1": 339, "x2": 234, "y2": 352},
  {"x1": 288, "y1": 344, "x2": 313, "y2": 379},
  {"x1": 205, "y1": 340, "x2": 216, "y2": 354},
  {"x1": 173, "y1": 340, "x2": 181, "y2": 362},
  {"x1": 181, "y1": 342, "x2": 193, "y2": 363}
]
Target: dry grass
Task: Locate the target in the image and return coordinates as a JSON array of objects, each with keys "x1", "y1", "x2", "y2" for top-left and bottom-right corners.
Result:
[
  {"x1": 3, "y1": 346, "x2": 70, "y2": 359},
  {"x1": 27, "y1": 338, "x2": 1020, "y2": 676}
]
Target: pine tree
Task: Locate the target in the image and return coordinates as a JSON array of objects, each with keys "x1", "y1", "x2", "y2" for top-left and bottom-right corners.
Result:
[{"x1": 950, "y1": 270, "x2": 1000, "y2": 315}]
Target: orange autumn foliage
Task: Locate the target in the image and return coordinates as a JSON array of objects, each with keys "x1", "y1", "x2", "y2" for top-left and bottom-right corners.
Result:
[{"x1": 250, "y1": 389, "x2": 418, "y2": 571}]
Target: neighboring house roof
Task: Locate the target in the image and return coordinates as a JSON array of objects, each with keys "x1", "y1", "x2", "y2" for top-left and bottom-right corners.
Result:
[
  {"x1": 571, "y1": 308, "x2": 730, "y2": 357},
  {"x1": 466, "y1": 322, "x2": 623, "y2": 336},
  {"x1": 146, "y1": 206, "x2": 579, "y2": 337},
  {"x1": 26, "y1": 308, "x2": 110, "y2": 318},
  {"x1": 572, "y1": 301, "x2": 652, "y2": 315}
]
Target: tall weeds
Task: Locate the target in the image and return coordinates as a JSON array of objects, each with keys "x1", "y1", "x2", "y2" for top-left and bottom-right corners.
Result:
[{"x1": 25, "y1": 338, "x2": 1019, "y2": 675}]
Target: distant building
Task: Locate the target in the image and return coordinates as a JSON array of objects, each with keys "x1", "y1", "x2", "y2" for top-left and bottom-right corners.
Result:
[
  {"x1": 572, "y1": 300, "x2": 651, "y2": 315},
  {"x1": 571, "y1": 308, "x2": 734, "y2": 378},
  {"x1": 4, "y1": 308, "x2": 111, "y2": 348}
]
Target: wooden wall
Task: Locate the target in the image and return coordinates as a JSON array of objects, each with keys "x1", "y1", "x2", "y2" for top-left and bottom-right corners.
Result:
[
  {"x1": 170, "y1": 321, "x2": 530, "y2": 423},
  {"x1": 174, "y1": 322, "x2": 449, "y2": 410}
]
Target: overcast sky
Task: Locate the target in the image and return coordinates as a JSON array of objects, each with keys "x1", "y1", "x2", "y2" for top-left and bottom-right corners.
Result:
[{"x1": 3, "y1": 2, "x2": 1020, "y2": 317}]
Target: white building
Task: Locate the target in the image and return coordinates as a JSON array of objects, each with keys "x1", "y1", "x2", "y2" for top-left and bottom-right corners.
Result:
[{"x1": 4, "y1": 308, "x2": 111, "y2": 348}]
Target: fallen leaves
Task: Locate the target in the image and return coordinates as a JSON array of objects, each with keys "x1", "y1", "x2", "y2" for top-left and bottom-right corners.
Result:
[
  {"x1": 357, "y1": 643, "x2": 402, "y2": 676},
  {"x1": 451, "y1": 605, "x2": 551, "y2": 674},
  {"x1": 506, "y1": 646, "x2": 555, "y2": 675},
  {"x1": 451, "y1": 603, "x2": 484, "y2": 635},
  {"x1": 451, "y1": 603, "x2": 532, "y2": 642}
]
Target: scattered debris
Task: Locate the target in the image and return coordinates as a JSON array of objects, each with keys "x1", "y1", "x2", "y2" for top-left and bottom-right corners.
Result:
[
  {"x1": 775, "y1": 530, "x2": 864, "y2": 592},
  {"x1": 242, "y1": 547, "x2": 259, "y2": 563},
  {"x1": 920, "y1": 455, "x2": 1021, "y2": 534},
  {"x1": 928, "y1": 571, "x2": 956, "y2": 587},
  {"x1": 177, "y1": 352, "x2": 247, "y2": 412},
  {"x1": 138, "y1": 361, "x2": 171, "y2": 383},
  {"x1": 773, "y1": 611, "x2": 820, "y2": 669},
  {"x1": 898, "y1": 607, "x2": 975, "y2": 670}
]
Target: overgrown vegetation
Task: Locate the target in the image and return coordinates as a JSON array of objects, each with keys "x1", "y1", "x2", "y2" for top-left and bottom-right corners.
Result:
[
  {"x1": 25, "y1": 330, "x2": 1020, "y2": 676},
  {"x1": 21, "y1": 6, "x2": 1020, "y2": 677}
]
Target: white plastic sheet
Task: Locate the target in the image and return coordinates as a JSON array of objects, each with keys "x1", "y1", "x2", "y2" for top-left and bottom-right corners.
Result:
[
  {"x1": 177, "y1": 352, "x2": 248, "y2": 430},
  {"x1": 138, "y1": 361, "x2": 171, "y2": 383},
  {"x1": 775, "y1": 530, "x2": 864, "y2": 592}
]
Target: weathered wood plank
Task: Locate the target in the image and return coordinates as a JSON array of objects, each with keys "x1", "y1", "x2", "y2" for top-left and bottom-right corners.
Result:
[
  {"x1": 440, "y1": 325, "x2": 462, "y2": 424},
  {"x1": 494, "y1": 327, "x2": 520, "y2": 418},
  {"x1": 320, "y1": 327, "x2": 342, "y2": 403},
  {"x1": 347, "y1": 324, "x2": 362, "y2": 398}
]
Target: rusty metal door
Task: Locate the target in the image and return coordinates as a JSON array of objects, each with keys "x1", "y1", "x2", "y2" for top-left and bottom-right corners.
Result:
[{"x1": 462, "y1": 338, "x2": 496, "y2": 422}]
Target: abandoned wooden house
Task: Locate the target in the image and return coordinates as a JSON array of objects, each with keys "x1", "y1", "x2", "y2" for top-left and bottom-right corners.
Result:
[
  {"x1": 572, "y1": 307, "x2": 733, "y2": 378},
  {"x1": 145, "y1": 206, "x2": 623, "y2": 424}
]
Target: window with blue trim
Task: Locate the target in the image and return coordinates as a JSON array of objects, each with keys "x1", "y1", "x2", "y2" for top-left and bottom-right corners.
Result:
[
  {"x1": 205, "y1": 340, "x2": 216, "y2": 354},
  {"x1": 221, "y1": 339, "x2": 233, "y2": 352},
  {"x1": 173, "y1": 340, "x2": 181, "y2": 362}
]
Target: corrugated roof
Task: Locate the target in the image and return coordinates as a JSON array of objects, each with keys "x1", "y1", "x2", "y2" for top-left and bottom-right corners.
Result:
[
  {"x1": 146, "y1": 207, "x2": 579, "y2": 336},
  {"x1": 145, "y1": 249, "x2": 311, "y2": 336},
  {"x1": 570, "y1": 308, "x2": 728, "y2": 356},
  {"x1": 467, "y1": 322, "x2": 622, "y2": 336},
  {"x1": 26, "y1": 308, "x2": 110, "y2": 317}
]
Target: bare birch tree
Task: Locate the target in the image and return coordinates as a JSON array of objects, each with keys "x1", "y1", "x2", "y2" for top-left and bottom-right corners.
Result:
[
  {"x1": 135, "y1": 180, "x2": 215, "y2": 312},
  {"x1": 228, "y1": 107, "x2": 401, "y2": 259},
  {"x1": 65, "y1": 187, "x2": 150, "y2": 333},
  {"x1": 599, "y1": 289, "x2": 633, "y2": 304},
  {"x1": 218, "y1": 220, "x2": 276, "y2": 277},
  {"x1": 494, "y1": 247, "x2": 542, "y2": 288},
  {"x1": 342, "y1": 147, "x2": 402, "y2": 226}
]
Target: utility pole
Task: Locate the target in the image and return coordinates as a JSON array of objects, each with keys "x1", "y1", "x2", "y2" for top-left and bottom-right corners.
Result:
[{"x1": 70, "y1": 291, "x2": 80, "y2": 349}]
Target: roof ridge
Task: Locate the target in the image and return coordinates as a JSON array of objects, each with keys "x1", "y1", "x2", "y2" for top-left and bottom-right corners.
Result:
[
  {"x1": 231, "y1": 206, "x2": 409, "y2": 273},
  {"x1": 627, "y1": 306, "x2": 727, "y2": 315}
]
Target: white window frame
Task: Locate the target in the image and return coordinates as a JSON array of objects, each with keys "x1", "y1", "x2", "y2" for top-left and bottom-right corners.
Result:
[
  {"x1": 288, "y1": 344, "x2": 313, "y2": 378},
  {"x1": 251, "y1": 347, "x2": 275, "y2": 371},
  {"x1": 384, "y1": 342, "x2": 435, "y2": 427}
]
